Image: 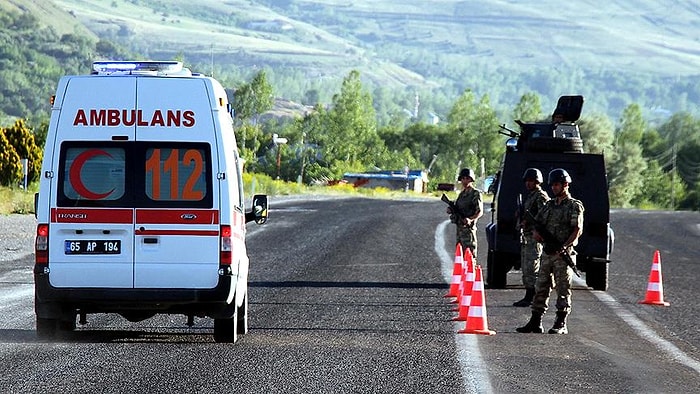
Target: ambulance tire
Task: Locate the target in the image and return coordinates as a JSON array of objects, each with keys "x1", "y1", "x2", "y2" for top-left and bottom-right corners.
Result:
[
  {"x1": 36, "y1": 317, "x2": 57, "y2": 339},
  {"x1": 58, "y1": 315, "x2": 77, "y2": 332},
  {"x1": 214, "y1": 306, "x2": 239, "y2": 343},
  {"x1": 236, "y1": 293, "x2": 248, "y2": 336}
]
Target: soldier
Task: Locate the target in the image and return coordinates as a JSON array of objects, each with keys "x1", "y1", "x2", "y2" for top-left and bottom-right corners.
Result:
[
  {"x1": 447, "y1": 168, "x2": 483, "y2": 259},
  {"x1": 513, "y1": 168, "x2": 550, "y2": 307},
  {"x1": 516, "y1": 168, "x2": 583, "y2": 334}
]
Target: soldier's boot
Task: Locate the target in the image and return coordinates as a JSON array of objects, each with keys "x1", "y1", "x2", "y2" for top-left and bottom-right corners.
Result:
[
  {"x1": 513, "y1": 288, "x2": 535, "y2": 307},
  {"x1": 516, "y1": 310, "x2": 544, "y2": 333},
  {"x1": 548, "y1": 311, "x2": 569, "y2": 334}
]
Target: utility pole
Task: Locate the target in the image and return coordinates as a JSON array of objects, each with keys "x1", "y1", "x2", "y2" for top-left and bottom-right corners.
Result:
[
  {"x1": 210, "y1": 44, "x2": 214, "y2": 77},
  {"x1": 671, "y1": 143, "x2": 677, "y2": 210}
]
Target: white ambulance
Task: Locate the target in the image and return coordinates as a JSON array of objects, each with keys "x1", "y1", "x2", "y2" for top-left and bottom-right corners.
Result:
[{"x1": 34, "y1": 61, "x2": 268, "y2": 343}]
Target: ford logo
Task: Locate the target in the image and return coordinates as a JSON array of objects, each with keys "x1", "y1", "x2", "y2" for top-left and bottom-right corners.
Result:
[{"x1": 181, "y1": 213, "x2": 197, "y2": 220}]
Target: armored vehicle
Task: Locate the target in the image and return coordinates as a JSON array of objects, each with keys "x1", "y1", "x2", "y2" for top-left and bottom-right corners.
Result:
[{"x1": 485, "y1": 95, "x2": 614, "y2": 290}]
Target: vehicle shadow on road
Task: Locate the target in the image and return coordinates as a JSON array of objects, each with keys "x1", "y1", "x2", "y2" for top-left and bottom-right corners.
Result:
[
  {"x1": 250, "y1": 280, "x2": 449, "y2": 289},
  {"x1": 0, "y1": 328, "x2": 214, "y2": 344}
]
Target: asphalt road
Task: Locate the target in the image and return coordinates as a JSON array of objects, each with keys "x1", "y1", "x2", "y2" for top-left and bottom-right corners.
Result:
[{"x1": 0, "y1": 197, "x2": 698, "y2": 393}]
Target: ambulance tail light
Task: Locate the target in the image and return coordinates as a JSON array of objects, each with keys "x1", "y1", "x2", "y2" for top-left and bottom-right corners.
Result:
[
  {"x1": 35, "y1": 224, "x2": 49, "y2": 266},
  {"x1": 220, "y1": 225, "x2": 232, "y2": 265}
]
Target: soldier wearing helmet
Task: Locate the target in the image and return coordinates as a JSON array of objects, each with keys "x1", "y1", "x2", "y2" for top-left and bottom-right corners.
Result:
[
  {"x1": 446, "y1": 168, "x2": 483, "y2": 259},
  {"x1": 513, "y1": 168, "x2": 550, "y2": 307},
  {"x1": 517, "y1": 168, "x2": 584, "y2": 335}
]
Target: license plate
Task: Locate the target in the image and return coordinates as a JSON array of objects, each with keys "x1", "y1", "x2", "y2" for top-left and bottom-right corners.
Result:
[{"x1": 65, "y1": 240, "x2": 121, "y2": 255}]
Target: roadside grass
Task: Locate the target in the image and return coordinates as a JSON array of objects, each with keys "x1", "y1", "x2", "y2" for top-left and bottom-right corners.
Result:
[
  {"x1": 0, "y1": 183, "x2": 38, "y2": 215},
  {"x1": 2, "y1": 172, "x2": 450, "y2": 215}
]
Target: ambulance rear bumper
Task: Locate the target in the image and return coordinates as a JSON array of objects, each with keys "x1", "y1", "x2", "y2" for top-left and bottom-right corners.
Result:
[{"x1": 34, "y1": 272, "x2": 235, "y2": 317}]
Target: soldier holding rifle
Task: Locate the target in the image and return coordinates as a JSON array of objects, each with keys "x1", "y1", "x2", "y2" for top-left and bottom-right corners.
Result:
[
  {"x1": 445, "y1": 168, "x2": 483, "y2": 259},
  {"x1": 517, "y1": 168, "x2": 583, "y2": 335},
  {"x1": 513, "y1": 168, "x2": 550, "y2": 307}
]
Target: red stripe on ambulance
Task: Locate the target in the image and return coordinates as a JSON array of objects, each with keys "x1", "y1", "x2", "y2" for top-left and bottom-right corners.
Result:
[
  {"x1": 51, "y1": 208, "x2": 133, "y2": 223},
  {"x1": 135, "y1": 209, "x2": 219, "y2": 224},
  {"x1": 134, "y1": 229, "x2": 219, "y2": 236}
]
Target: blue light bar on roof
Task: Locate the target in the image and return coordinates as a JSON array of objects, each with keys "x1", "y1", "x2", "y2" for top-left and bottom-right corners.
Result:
[{"x1": 92, "y1": 61, "x2": 183, "y2": 74}]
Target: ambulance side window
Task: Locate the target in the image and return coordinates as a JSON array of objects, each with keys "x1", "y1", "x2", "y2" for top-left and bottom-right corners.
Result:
[
  {"x1": 58, "y1": 143, "x2": 128, "y2": 207},
  {"x1": 234, "y1": 150, "x2": 245, "y2": 209}
]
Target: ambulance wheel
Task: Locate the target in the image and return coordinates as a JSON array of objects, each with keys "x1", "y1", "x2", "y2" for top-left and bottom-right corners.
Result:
[
  {"x1": 36, "y1": 317, "x2": 57, "y2": 339},
  {"x1": 58, "y1": 313, "x2": 77, "y2": 332},
  {"x1": 214, "y1": 307, "x2": 239, "y2": 343},
  {"x1": 236, "y1": 294, "x2": 248, "y2": 336}
]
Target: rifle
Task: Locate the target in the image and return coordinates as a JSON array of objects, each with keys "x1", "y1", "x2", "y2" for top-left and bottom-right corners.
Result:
[
  {"x1": 524, "y1": 209, "x2": 581, "y2": 277},
  {"x1": 516, "y1": 193, "x2": 524, "y2": 233},
  {"x1": 441, "y1": 193, "x2": 468, "y2": 227},
  {"x1": 498, "y1": 123, "x2": 520, "y2": 138}
]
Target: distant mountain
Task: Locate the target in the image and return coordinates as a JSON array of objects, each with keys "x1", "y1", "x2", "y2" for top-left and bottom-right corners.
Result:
[{"x1": 8, "y1": 0, "x2": 700, "y2": 120}]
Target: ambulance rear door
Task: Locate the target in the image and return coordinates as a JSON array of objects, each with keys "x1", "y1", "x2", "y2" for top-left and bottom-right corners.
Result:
[
  {"x1": 133, "y1": 77, "x2": 220, "y2": 289},
  {"x1": 48, "y1": 76, "x2": 137, "y2": 288}
]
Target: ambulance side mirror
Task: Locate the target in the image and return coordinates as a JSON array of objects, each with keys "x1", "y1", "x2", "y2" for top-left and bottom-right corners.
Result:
[
  {"x1": 34, "y1": 192, "x2": 39, "y2": 219},
  {"x1": 246, "y1": 194, "x2": 268, "y2": 224}
]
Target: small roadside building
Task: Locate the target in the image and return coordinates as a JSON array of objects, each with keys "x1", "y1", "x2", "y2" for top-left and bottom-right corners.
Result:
[{"x1": 342, "y1": 170, "x2": 428, "y2": 192}]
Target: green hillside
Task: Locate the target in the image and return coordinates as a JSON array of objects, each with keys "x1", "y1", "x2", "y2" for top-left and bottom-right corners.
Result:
[
  {"x1": 4, "y1": 0, "x2": 700, "y2": 120},
  {"x1": 51, "y1": 0, "x2": 700, "y2": 75}
]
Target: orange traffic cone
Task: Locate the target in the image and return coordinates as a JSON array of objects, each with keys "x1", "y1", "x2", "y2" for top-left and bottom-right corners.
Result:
[
  {"x1": 458, "y1": 265, "x2": 496, "y2": 335},
  {"x1": 639, "y1": 250, "x2": 670, "y2": 306},
  {"x1": 453, "y1": 250, "x2": 475, "y2": 320},
  {"x1": 444, "y1": 244, "x2": 464, "y2": 298},
  {"x1": 453, "y1": 247, "x2": 474, "y2": 305}
]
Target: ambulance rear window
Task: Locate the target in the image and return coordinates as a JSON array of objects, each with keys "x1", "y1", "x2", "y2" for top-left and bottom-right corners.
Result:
[
  {"x1": 57, "y1": 141, "x2": 212, "y2": 208},
  {"x1": 58, "y1": 144, "x2": 129, "y2": 206},
  {"x1": 144, "y1": 147, "x2": 209, "y2": 203}
]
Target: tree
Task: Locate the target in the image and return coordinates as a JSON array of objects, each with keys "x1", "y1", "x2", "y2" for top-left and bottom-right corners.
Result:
[
  {"x1": 511, "y1": 92, "x2": 542, "y2": 123},
  {"x1": 617, "y1": 104, "x2": 646, "y2": 144},
  {"x1": 0, "y1": 130, "x2": 21, "y2": 186},
  {"x1": 2, "y1": 119, "x2": 43, "y2": 183},
  {"x1": 676, "y1": 141, "x2": 700, "y2": 189},
  {"x1": 290, "y1": 106, "x2": 327, "y2": 183},
  {"x1": 608, "y1": 104, "x2": 649, "y2": 207},
  {"x1": 446, "y1": 90, "x2": 503, "y2": 180},
  {"x1": 657, "y1": 112, "x2": 700, "y2": 146},
  {"x1": 637, "y1": 161, "x2": 671, "y2": 208},
  {"x1": 303, "y1": 89, "x2": 320, "y2": 106},
  {"x1": 320, "y1": 70, "x2": 384, "y2": 178},
  {"x1": 235, "y1": 123, "x2": 264, "y2": 172},
  {"x1": 232, "y1": 70, "x2": 274, "y2": 125},
  {"x1": 577, "y1": 113, "x2": 614, "y2": 155},
  {"x1": 608, "y1": 141, "x2": 646, "y2": 207}
]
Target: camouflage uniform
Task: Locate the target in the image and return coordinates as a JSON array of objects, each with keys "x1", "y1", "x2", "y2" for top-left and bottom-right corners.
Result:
[
  {"x1": 531, "y1": 193, "x2": 584, "y2": 314},
  {"x1": 520, "y1": 186, "x2": 550, "y2": 290},
  {"x1": 452, "y1": 187, "x2": 483, "y2": 259}
]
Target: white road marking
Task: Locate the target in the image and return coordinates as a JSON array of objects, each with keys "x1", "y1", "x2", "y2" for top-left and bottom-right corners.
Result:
[
  {"x1": 582, "y1": 285, "x2": 700, "y2": 375},
  {"x1": 435, "y1": 220, "x2": 494, "y2": 393}
]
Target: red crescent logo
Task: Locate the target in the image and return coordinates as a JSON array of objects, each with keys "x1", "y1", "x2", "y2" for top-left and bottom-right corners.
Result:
[{"x1": 69, "y1": 149, "x2": 116, "y2": 199}]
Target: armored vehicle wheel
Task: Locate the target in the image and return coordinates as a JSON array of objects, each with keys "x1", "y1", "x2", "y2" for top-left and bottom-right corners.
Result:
[
  {"x1": 486, "y1": 250, "x2": 509, "y2": 289},
  {"x1": 585, "y1": 261, "x2": 609, "y2": 291}
]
